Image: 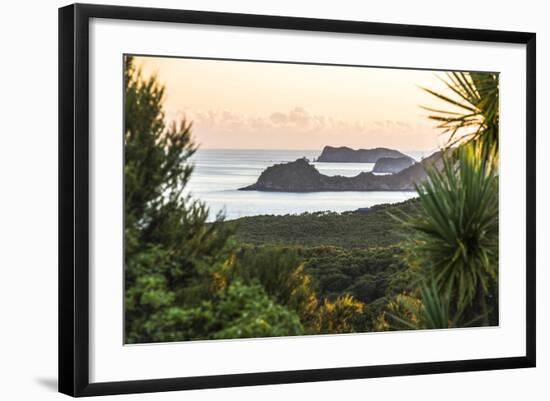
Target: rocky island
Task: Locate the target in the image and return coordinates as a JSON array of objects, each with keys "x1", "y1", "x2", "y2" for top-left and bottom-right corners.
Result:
[
  {"x1": 317, "y1": 146, "x2": 409, "y2": 163},
  {"x1": 372, "y1": 156, "x2": 416, "y2": 174},
  {"x1": 240, "y1": 152, "x2": 441, "y2": 192}
]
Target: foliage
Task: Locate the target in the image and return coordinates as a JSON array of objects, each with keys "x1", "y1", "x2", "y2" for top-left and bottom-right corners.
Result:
[
  {"x1": 374, "y1": 293, "x2": 422, "y2": 331},
  {"x1": 232, "y1": 243, "x2": 411, "y2": 333},
  {"x1": 229, "y1": 206, "x2": 422, "y2": 333},
  {"x1": 129, "y1": 280, "x2": 304, "y2": 343},
  {"x1": 303, "y1": 245, "x2": 408, "y2": 302},
  {"x1": 401, "y1": 143, "x2": 499, "y2": 322},
  {"x1": 124, "y1": 56, "x2": 309, "y2": 343},
  {"x1": 124, "y1": 56, "x2": 367, "y2": 342},
  {"x1": 230, "y1": 199, "x2": 420, "y2": 249},
  {"x1": 212, "y1": 281, "x2": 304, "y2": 340},
  {"x1": 422, "y1": 71, "x2": 499, "y2": 159},
  {"x1": 381, "y1": 280, "x2": 456, "y2": 330},
  {"x1": 124, "y1": 54, "x2": 235, "y2": 277},
  {"x1": 316, "y1": 295, "x2": 364, "y2": 334},
  {"x1": 230, "y1": 246, "x2": 366, "y2": 334},
  {"x1": 380, "y1": 70, "x2": 504, "y2": 331},
  {"x1": 230, "y1": 247, "x2": 319, "y2": 327},
  {"x1": 124, "y1": 54, "x2": 501, "y2": 343}
]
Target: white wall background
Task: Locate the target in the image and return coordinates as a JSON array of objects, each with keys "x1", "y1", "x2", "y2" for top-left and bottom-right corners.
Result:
[{"x1": 0, "y1": 0, "x2": 546, "y2": 399}]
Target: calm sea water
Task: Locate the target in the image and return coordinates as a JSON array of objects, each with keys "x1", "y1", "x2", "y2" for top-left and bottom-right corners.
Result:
[{"x1": 186, "y1": 149, "x2": 427, "y2": 221}]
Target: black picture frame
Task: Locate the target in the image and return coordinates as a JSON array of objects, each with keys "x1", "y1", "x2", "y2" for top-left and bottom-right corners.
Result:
[{"x1": 59, "y1": 3, "x2": 536, "y2": 397}]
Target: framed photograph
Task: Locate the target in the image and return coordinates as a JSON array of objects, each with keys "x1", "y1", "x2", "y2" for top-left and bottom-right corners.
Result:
[{"x1": 58, "y1": 3, "x2": 536, "y2": 397}]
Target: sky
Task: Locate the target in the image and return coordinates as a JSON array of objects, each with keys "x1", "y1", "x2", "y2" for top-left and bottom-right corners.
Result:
[{"x1": 135, "y1": 55, "x2": 456, "y2": 152}]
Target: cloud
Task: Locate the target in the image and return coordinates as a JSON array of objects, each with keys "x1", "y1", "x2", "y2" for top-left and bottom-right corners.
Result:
[
  {"x1": 248, "y1": 117, "x2": 270, "y2": 130},
  {"x1": 288, "y1": 106, "x2": 312, "y2": 128},
  {"x1": 221, "y1": 110, "x2": 245, "y2": 129},
  {"x1": 270, "y1": 112, "x2": 288, "y2": 125},
  {"x1": 169, "y1": 106, "x2": 439, "y2": 150}
]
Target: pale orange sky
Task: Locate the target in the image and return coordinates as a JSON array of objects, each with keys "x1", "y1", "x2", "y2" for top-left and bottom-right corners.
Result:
[{"x1": 135, "y1": 55, "x2": 456, "y2": 152}]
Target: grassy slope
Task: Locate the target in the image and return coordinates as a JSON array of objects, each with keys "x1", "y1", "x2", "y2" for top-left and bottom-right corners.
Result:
[{"x1": 229, "y1": 198, "x2": 420, "y2": 249}]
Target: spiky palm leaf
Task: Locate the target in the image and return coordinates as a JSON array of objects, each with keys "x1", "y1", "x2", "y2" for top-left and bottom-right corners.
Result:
[
  {"x1": 385, "y1": 279, "x2": 486, "y2": 330},
  {"x1": 385, "y1": 278, "x2": 457, "y2": 330},
  {"x1": 422, "y1": 72, "x2": 499, "y2": 160},
  {"x1": 404, "y1": 143, "x2": 499, "y2": 314},
  {"x1": 417, "y1": 279, "x2": 454, "y2": 329}
]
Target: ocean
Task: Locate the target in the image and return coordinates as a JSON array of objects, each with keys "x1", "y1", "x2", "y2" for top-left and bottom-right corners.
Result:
[{"x1": 186, "y1": 149, "x2": 428, "y2": 221}]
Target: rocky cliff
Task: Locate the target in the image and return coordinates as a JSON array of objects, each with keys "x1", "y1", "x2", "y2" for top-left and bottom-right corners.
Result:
[
  {"x1": 372, "y1": 156, "x2": 416, "y2": 174},
  {"x1": 316, "y1": 146, "x2": 408, "y2": 163},
  {"x1": 240, "y1": 152, "x2": 442, "y2": 192}
]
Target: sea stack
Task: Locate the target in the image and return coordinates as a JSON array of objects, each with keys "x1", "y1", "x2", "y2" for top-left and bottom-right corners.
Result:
[
  {"x1": 317, "y1": 146, "x2": 409, "y2": 163},
  {"x1": 373, "y1": 156, "x2": 416, "y2": 174}
]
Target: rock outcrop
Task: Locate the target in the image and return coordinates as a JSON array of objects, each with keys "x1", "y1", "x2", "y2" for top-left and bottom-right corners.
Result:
[
  {"x1": 317, "y1": 146, "x2": 408, "y2": 163},
  {"x1": 240, "y1": 152, "x2": 442, "y2": 192},
  {"x1": 372, "y1": 156, "x2": 416, "y2": 174}
]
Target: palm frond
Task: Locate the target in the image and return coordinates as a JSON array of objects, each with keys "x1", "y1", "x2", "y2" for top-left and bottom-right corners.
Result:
[
  {"x1": 404, "y1": 143, "x2": 499, "y2": 313},
  {"x1": 423, "y1": 72, "x2": 499, "y2": 159}
]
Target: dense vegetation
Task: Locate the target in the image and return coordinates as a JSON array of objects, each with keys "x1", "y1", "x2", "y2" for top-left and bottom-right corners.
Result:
[
  {"x1": 124, "y1": 56, "x2": 365, "y2": 343},
  {"x1": 230, "y1": 208, "x2": 420, "y2": 332},
  {"x1": 230, "y1": 199, "x2": 420, "y2": 249},
  {"x1": 124, "y1": 56, "x2": 499, "y2": 343},
  {"x1": 377, "y1": 71, "x2": 500, "y2": 330}
]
